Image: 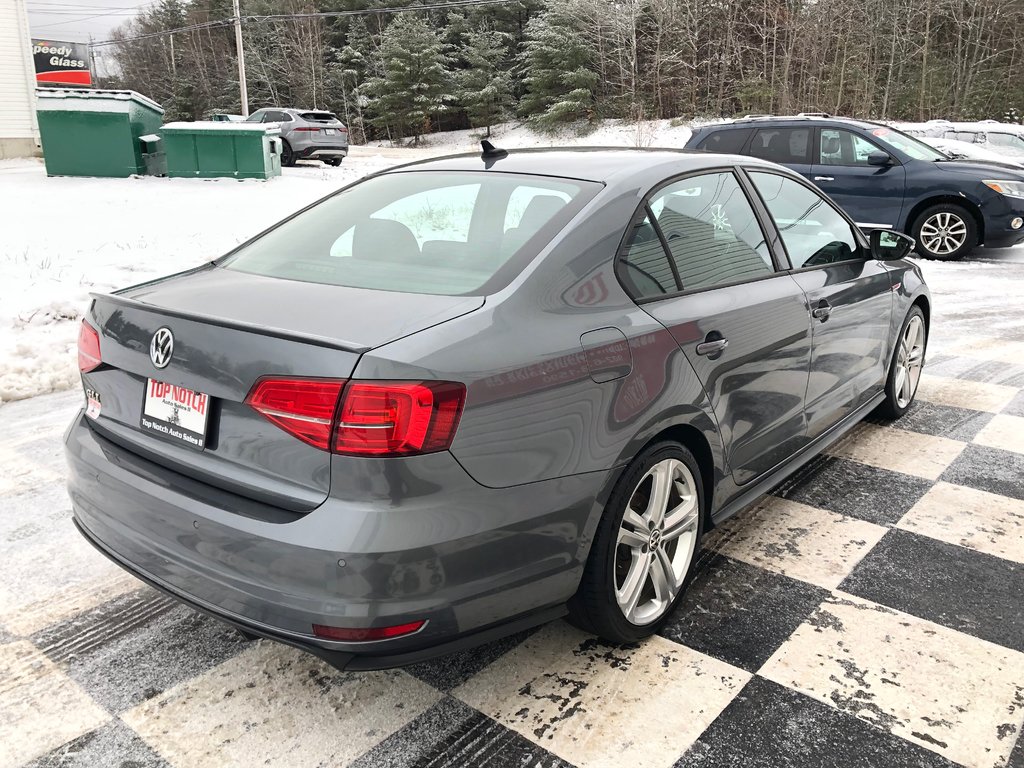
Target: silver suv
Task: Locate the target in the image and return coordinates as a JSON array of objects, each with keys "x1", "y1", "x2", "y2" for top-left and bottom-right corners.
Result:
[{"x1": 246, "y1": 108, "x2": 349, "y2": 167}]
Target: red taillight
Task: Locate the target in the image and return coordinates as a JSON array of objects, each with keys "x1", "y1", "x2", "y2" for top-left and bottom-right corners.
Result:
[
  {"x1": 244, "y1": 378, "x2": 345, "y2": 451},
  {"x1": 78, "y1": 320, "x2": 101, "y2": 373},
  {"x1": 293, "y1": 127, "x2": 320, "y2": 132},
  {"x1": 244, "y1": 378, "x2": 465, "y2": 456},
  {"x1": 339, "y1": 126, "x2": 349, "y2": 133},
  {"x1": 312, "y1": 620, "x2": 425, "y2": 642},
  {"x1": 333, "y1": 381, "x2": 465, "y2": 456}
]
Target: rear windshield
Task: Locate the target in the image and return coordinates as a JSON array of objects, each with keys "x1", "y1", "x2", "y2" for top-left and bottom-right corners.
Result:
[
  {"x1": 221, "y1": 171, "x2": 600, "y2": 295},
  {"x1": 300, "y1": 112, "x2": 339, "y2": 122}
]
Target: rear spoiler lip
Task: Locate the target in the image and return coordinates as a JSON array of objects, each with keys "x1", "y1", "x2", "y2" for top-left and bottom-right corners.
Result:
[{"x1": 90, "y1": 292, "x2": 371, "y2": 354}]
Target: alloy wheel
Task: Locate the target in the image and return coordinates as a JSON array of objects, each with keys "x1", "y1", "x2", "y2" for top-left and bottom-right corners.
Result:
[
  {"x1": 919, "y1": 211, "x2": 968, "y2": 256},
  {"x1": 614, "y1": 458, "x2": 700, "y2": 625},
  {"x1": 894, "y1": 314, "x2": 925, "y2": 408}
]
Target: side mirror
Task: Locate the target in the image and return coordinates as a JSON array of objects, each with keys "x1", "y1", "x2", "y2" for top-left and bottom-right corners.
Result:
[
  {"x1": 870, "y1": 229, "x2": 914, "y2": 260},
  {"x1": 867, "y1": 151, "x2": 894, "y2": 166}
]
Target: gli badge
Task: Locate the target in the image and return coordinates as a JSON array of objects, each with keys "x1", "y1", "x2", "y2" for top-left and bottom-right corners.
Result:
[{"x1": 150, "y1": 327, "x2": 174, "y2": 369}]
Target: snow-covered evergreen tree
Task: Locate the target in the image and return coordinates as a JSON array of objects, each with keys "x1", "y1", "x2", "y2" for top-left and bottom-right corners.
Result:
[
  {"x1": 363, "y1": 15, "x2": 454, "y2": 142},
  {"x1": 518, "y1": 10, "x2": 599, "y2": 132},
  {"x1": 457, "y1": 25, "x2": 513, "y2": 137}
]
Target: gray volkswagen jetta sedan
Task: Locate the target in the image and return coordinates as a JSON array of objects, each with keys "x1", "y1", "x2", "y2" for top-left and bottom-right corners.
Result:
[{"x1": 66, "y1": 146, "x2": 930, "y2": 670}]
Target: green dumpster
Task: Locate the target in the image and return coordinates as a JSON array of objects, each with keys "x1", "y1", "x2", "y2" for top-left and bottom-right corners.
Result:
[
  {"x1": 35, "y1": 88, "x2": 164, "y2": 177},
  {"x1": 161, "y1": 122, "x2": 282, "y2": 180}
]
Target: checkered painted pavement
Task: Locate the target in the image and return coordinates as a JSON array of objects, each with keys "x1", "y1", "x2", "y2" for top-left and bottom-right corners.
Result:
[{"x1": 3, "y1": 273, "x2": 1024, "y2": 768}]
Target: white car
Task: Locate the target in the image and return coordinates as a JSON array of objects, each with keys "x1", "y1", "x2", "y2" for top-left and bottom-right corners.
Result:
[{"x1": 920, "y1": 136, "x2": 1024, "y2": 169}]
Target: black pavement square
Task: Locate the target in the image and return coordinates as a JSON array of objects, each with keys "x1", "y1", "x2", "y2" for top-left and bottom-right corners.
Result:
[
  {"x1": 347, "y1": 695, "x2": 575, "y2": 768},
  {"x1": 867, "y1": 399, "x2": 993, "y2": 442},
  {"x1": 659, "y1": 553, "x2": 829, "y2": 672},
  {"x1": 31, "y1": 587, "x2": 250, "y2": 713},
  {"x1": 940, "y1": 443, "x2": 1024, "y2": 501},
  {"x1": 24, "y1": 719, "x2": 169, "y2": 768},
  {"x1": 675, "y1": 676, "x2": 958, "y2": 768},
  {"x1": 773, "y1": 455, "x2": 933, "y2": 526},
  {"x1": 925, "y1": 355, "x2": 1024, "y2": 389},
  {"x1": 840, "y1": 528, "x2": 1024, "y2": 653}
]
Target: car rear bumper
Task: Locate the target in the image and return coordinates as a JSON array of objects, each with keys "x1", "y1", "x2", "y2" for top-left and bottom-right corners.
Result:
[
  {"x1": 65, "y1": 412, "x2": 606, "y2": 669},
  {"x1": 296, "y1": 146, "x2": 348, "y2": 159}
]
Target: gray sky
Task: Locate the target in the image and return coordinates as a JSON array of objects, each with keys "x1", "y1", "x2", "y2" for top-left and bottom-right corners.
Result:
[{"x1": 26, "y1": 0, "x2": 151, "y2": 44}]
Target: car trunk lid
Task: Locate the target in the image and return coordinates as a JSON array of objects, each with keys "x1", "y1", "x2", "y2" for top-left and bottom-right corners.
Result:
[{"x1": 83, "y1": 265, "x2": 483, "y2": 511}]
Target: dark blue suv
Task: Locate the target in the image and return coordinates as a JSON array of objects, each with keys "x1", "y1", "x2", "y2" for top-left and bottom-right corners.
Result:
[{"x1": 686, "y1": 116, "x2": 1024, "y2": 259}]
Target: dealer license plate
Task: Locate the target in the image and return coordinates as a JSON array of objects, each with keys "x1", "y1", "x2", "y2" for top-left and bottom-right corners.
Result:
[{"x1": 141, "y1": 379, "x2": 210, "y2": 450}]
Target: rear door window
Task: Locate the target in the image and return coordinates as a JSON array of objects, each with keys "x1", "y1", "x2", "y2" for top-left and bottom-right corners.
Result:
[
  {"x1": 749, "y1": 128, "x2": 812, "y2": 164},
  {"x1": 649, "y1": 171, "x2": 774, "y2": 291},
  {"x1": 619, "y1": 212, "x2": 677, "y2": 298}
]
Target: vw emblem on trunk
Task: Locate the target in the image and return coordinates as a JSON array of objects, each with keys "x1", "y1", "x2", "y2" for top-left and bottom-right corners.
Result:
[{"x1": 150, "y1": 327, "x2": 174, "y2": 369}]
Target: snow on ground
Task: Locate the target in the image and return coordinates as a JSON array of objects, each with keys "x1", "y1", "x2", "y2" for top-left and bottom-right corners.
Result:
[{"x1": 0, "y1": 152, "x2": 415, "y2": 404}]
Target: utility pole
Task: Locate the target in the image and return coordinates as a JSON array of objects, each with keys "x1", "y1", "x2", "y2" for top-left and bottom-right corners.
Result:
[
  {"x1": 232, "y1": 0, "x2": 248, "y2": 116},
  {"x1": 169, "y1": 33, "x2": 176, "y2": 79}
]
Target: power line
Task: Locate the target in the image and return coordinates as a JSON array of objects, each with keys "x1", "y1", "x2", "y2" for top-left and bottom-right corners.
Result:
[
  {"x1": 31, "y1": 0, "x2": 158, "y2": 29},
  {"x1": 89, "y1": 0, "x2": 525, "y2": 46}
]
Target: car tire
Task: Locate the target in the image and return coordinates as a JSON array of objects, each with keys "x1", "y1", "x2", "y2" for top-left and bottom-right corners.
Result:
[
  {"x1": 281, "y1": 140, "x2": 296, "y2": 168},
  {"x1": 877, "y1": 306, "x2": 928, "y2": 420},
  {"x1": 568, "y1": 441, "x2": 704, "y2": 643},
  {"x1": 911, "y1": 204, "x2": 976, "y2": 260},
  {"x1": 324, "y1": 158, "x2": 343, "y2": 167}
]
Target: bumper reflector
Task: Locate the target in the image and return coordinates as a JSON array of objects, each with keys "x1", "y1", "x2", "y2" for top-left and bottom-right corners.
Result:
[{"x1": 312, "y1": 619, "x2": 426, "y2": 642}]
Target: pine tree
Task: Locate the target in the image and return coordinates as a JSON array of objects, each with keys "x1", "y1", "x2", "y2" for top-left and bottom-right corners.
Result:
[
  {"x1": 456, "y1": 25, "x2": 513, "y2": 137},
  {"x1": 518, "y1": 10, "x2": 599, "y2": 133},
  {"x1": 363, "y1": 15, "x2": 454, "y2": 142}
]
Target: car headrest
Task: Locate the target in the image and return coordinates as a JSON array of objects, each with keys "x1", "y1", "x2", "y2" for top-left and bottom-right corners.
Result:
[
  {"x1": 822, "y1": 136, "x2": 841, "y2": 154},
  {"x1": 515, "y1": 195, "x2": 567, "y2": 234},
  {"x1": 353, "y1": 218, "x2": 420, "y2": 262}
]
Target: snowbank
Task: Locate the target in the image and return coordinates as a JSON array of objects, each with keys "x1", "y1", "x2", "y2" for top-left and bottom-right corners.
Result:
[{"x1": 365, "y1": 118, "x2": 702, "y2": 152}]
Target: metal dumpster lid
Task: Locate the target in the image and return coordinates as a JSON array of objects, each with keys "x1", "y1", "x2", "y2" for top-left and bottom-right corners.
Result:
[
  {"x1": 35, "y1": 87, "x2": 164, "y2": 114},
  {"x1": 161, "y1": 121, "x2": 283, "y2": 136},
  {"x1": 160, "y1": 121, "x2": 281, "y2": 136}
]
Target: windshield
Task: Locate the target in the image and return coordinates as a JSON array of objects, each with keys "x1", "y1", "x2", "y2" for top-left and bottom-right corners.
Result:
[
  {"x1": 221, "y1": 171, "x2": 600, "y2": 295},
  {"x1": 867, "y1": 126, "x2": 946, "y2": 161}
]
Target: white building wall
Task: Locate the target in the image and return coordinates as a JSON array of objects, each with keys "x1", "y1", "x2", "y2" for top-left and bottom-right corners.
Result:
[{"x1": 0, "y1": 0, "x2": 40, "y2": 158}]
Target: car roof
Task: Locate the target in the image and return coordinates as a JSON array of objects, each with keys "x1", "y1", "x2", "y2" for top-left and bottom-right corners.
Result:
[{"x1": 379, "y1": 147, "x2": 783, "y2": 183}]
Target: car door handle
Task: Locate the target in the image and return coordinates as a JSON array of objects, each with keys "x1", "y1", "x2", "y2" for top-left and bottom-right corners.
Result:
[
  {"x1": 813, "y1": 175, "x2": 834, "y2": 182},
  {"x1": 811, "y1": 299, "x2": 832, "y2": 321},
  {"x1": 696, "y1": 334, "x2": 729, "y2": 357}
]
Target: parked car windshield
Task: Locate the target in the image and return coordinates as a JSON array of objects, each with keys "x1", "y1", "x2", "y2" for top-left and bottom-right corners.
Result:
[
  {"x1": 867, "y1": 126, "x2": 946, "y2": 161},
  {"x1": 221, "y1": 171, "x2": 600, "y2": 295}
]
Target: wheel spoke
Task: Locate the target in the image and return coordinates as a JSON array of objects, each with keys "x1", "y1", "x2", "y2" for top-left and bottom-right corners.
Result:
[
  {"x1": 617, "y1": 550, "x2": 651, "y2": 620},
  {"x1": 645, "y1": 462, "x2": 674, "y2": 528},
  {"x1": 617, "y1": 525, "x2": 649, "y2": 550},
  {"x1": 649, "y1": 548, "x2": 674, "y2": 603},
  {"x1": 662, "y1": 501, "x2": 699, "y2": 543},
  {"x1": 894, "y1": 366, "x2": 907, "y2": 399},
  {"x1": 901, "y1": 363, "x2": 914, "y2": 401}
]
